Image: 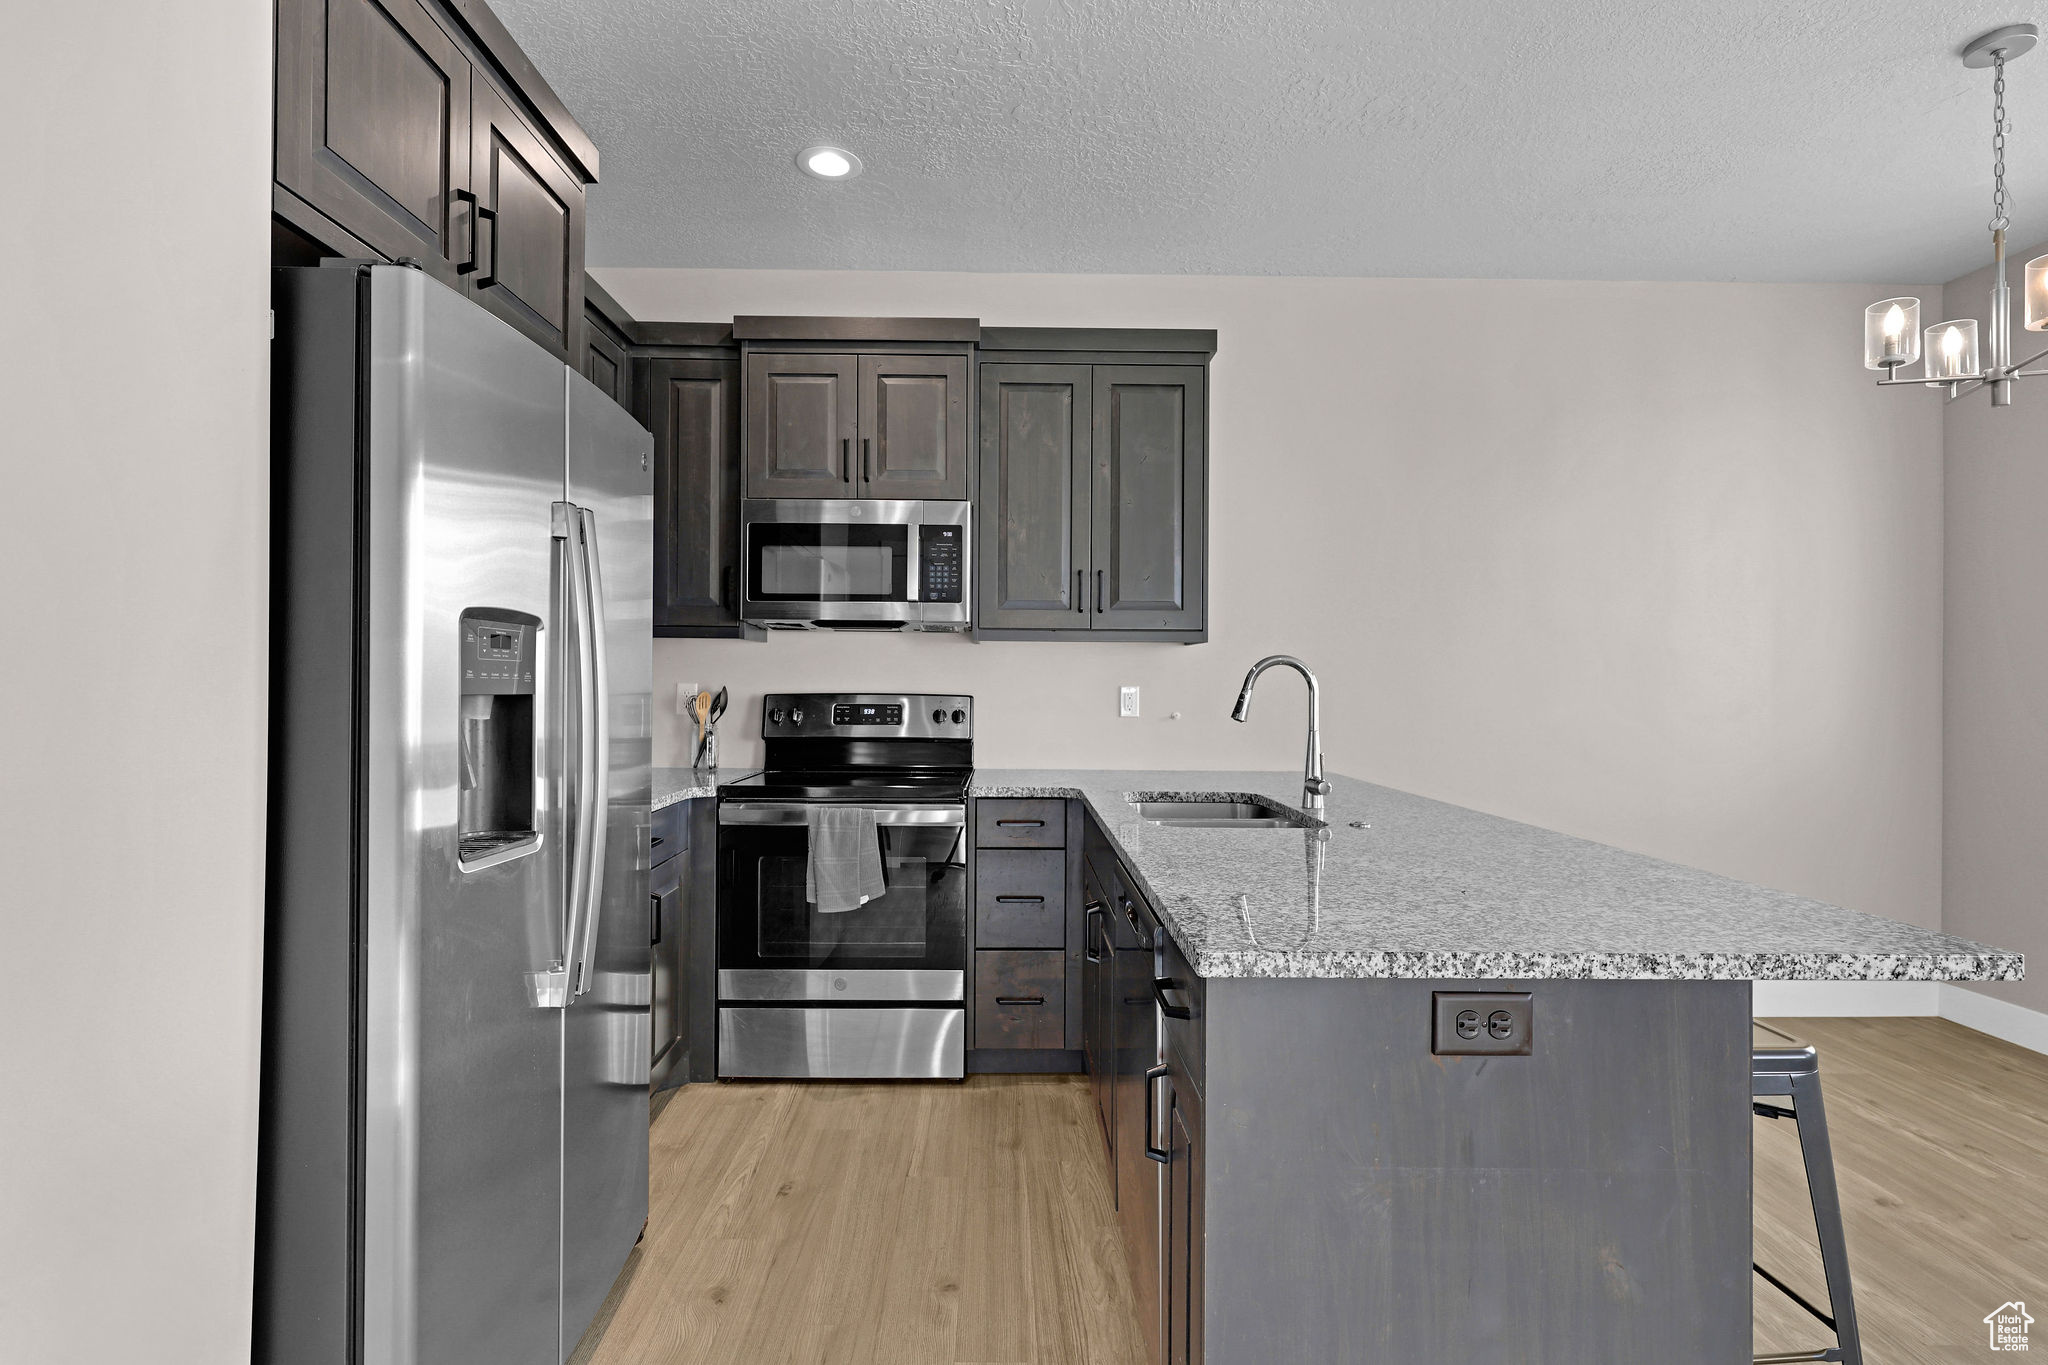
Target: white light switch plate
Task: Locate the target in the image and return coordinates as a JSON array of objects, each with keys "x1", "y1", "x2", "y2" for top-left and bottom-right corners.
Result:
[{"x1": 1120, "y1": 685, "x2": 1140, "y2": 717}]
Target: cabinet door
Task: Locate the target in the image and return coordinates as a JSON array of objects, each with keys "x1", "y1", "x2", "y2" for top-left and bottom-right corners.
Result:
[
  {"x1": 1164, "y1": 1069, "x2": 1204, "y2": 1365},
  {"x1": 1091, "y1": 366, "x2": 1206, "y2": 631},
  {"x1": 276, "y1": 0, "x2": 471, "y2": 282},
  {"x1": 1081, "y1": 861, "x2": 1115, "y2": 1161},
  {"x1": 647, "y1": 358, "x2": 745, "y2": 630},
  {"x1": 649, "y1": 861, "x2": 682, "y2": 1073},
  {"x1": 744, "y1": 354, "x2": 859, "y2": 496},
  {"x1": 583, "y1": 311, "x2": 629, "y2": 409},
  {"x1": 859, "y1": 354, "x2": 969, "y2": 499},
  {"x1": 1113, "y1": 893, "x2": 1161, "y2": 1365},
  {"x1": 976, "y1": 364, "x2": 1093, "y2": 630},
  {"x1": 468, "y1": 78, "x2": 584, "y2": 359}
]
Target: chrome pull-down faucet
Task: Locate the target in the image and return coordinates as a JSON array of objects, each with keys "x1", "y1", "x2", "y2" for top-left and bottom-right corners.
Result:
[{"x1": 1230, "y1": 654, "x2": 1329, "y2": 813}]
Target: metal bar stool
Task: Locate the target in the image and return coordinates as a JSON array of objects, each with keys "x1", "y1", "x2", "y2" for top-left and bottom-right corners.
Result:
[{"x1": 1752, "y1": 1043, "x2": 1864, "y2": 1365}]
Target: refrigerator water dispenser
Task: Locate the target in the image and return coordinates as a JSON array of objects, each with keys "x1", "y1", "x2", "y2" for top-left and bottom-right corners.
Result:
[{"x1": 458, "y1": 609, "x2": 540, "y2": 862}]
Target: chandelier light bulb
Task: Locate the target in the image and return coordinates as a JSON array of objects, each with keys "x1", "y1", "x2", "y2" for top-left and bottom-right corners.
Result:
[
  {"x1": 1926, "y1": 318, "x2": 1982, "y2": 381},
  {"x1": 1864, "y1": 297, "x2": 1921, "y2": 370}
]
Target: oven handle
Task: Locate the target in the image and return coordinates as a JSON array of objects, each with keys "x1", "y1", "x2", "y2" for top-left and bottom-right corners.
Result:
[{"x1": 718, "y1": 802, "x2": 968, "y2": 828}]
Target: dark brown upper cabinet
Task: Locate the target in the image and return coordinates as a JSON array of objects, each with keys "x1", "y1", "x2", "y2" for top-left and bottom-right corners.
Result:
[
  {"x1": 466, "y1": 78, "x2": 583, "y2": 358},
  {"x1": 277, "y1": 0, "x2": 473, "y2": 283},
  {"x1": 743, "y1": 353, "x2": 860, "y2": 497},
  {"x1": 275, "y1": 0, "x2": 595, "y2": 362},
  {"x1": 645, "y1": 355, "x2": 753, "y2": 637},
  {"x1": 975, "y1": 335, "x2": 1211, "y2": 642},
  {"x1": 581, "y1": 275, "x2": 635, "y2": 413},
  {"x1": 977, "y1": 363, "x2": 1092, "y2": 629},
  {"x1": 1091, "y1": 365, "x2": 1205, "y2": 632},
  {"x1": 859, "y1": 354, "x2": 970, "y2": 499}
]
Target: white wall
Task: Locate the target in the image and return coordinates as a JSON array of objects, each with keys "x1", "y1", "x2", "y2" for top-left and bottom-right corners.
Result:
[
  {"x1": 602, "y1": 267, "x2": 1946, "y2": 930},
  {"x1": 0, "y1": 3, "x2": 272, "y2": 1361},
  {"x1": 1943, "y1": 245, "x2": 2048, "y2": 1015}
]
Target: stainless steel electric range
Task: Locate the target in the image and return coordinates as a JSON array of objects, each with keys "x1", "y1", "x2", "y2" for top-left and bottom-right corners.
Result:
[{"x1": 715, "y1": 693, "x2": 973, "y2": 1079}]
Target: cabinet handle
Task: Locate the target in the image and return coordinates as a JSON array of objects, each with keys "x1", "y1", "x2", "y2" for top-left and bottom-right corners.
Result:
[
  {"x1": 1095, "y1": 569, "x2": 1105, "y2": 613},
  {"x1": 862, "y1": 436, "x2": 872, "y2": 482},
  {"x1": 1075, "y1": 568, "x2": 1084, "y2": 613},
  {"x1": 453, "y1": 189, "x2": 480, "y2": 274},
  {"x1": 722, "y1": 565, "x2": 736, "y2": 613},
  {"x1": 994, "y1": 894, "x2": 1044, "y2": 904},
  {"x1": 1083, "y1": 900, "x2": 1105, "y2": 962},
  {"x1": 1144, "y1": 1064, "x2": 1171, "y2": 1164},
  {"x1": 995, "y1": 818, "x2": 1044, "y2": 827},
  {"x1": 473, "y1": 203, "x2": 498, "y2": 289},
  {"x1": 995, "y1": 995, "x2": 1045, "y2": 1007},
  {"x1": 1153, "y1": 977, "x2": 1194, "y2": 1021},
  {"x1": 649, "y1": 893, "x2": 661, "y2": 945},
  {"x1": 841, "y1": 437, "x2": 851, "y2": 482}
]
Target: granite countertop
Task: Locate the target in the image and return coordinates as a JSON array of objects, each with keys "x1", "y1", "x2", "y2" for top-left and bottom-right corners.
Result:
[
  {"x1": 969, "y1": 768, "x2": 2026, "y2": 984},
  {"x1": 653, "y1": 767, "x2": 735, "y2": 809}
]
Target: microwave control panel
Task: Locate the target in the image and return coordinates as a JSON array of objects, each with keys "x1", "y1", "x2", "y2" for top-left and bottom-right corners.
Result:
[{"x1": 919, "y1": 525, "x2": 963, "y2": 603}]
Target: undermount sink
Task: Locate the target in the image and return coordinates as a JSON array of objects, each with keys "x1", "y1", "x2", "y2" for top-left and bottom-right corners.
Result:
[{"x1": 1133, "y1": 796, "x2": 1318, "y2": 829}]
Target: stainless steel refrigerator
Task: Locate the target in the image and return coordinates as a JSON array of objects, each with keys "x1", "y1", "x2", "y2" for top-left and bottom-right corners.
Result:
[{"x1": 258, "y1": 263, "x2": 652, "y2": 1365}]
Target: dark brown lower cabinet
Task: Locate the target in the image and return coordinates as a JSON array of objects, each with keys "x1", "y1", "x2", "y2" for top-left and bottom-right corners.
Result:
[
  {"x1": 973, "y1": 951, "x2": 1065, "y2": 1049},
  {"x1": 1161, "y1": 1055, "x2": 1203, "y2": 1365}
]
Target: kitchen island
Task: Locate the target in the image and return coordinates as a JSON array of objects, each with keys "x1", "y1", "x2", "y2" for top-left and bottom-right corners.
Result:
[{"x1": 968, "y1": 768, "x2": 2022, "y2": 1364}]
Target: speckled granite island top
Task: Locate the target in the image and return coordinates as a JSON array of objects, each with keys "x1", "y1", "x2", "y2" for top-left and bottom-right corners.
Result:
[
  {"x1": 969, "y1": 769, "x2": 2025, "y2": 983},
  {"x1": 652, "y1": 767, "x2": 738, "y2": 810}
]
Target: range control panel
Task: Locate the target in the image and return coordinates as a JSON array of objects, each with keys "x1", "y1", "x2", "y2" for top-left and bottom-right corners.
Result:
[
  {"x1": 762, "y1": 693, "x2": 972, "y2": 739},
  {"x1": 832, "y1": 702, "x2": 903, "y2": 726},
  {"x1": 919, "y1": 524, "x2": 963, "y2": 603}
]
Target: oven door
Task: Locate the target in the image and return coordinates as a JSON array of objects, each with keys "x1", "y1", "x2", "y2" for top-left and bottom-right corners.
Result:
[
  {"x1": 717, "y1": 802, "x2": 967, "y2": 999},
  {"x1": 742, "y1": 499, "x2": 918, "y2": 625}
]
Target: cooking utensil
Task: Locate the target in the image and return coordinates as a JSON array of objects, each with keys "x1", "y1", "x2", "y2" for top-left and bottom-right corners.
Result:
[{"x1": 692, "y1": 690, "x2": 712, "y2": 768}]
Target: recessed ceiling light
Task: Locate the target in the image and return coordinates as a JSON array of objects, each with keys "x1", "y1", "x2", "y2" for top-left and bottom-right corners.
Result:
[{"x1": 797, "y1": 145, "x2": 862, "y2": 180}]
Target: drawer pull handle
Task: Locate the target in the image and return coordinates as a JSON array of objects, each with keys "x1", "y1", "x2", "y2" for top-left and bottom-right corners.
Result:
[
  {"x1": 995, "y1": 819, "x2": 1044, "y2": 828},
  {"x1": 995, "y1": 995, "x2": 1046, "y2": 1006},
  {"x1": 994, "y1": 894, "x2": 1044, "y2": 904},
  {"x1": 1153, "y1": 977, "x2": 1195, "y2": 1021}
]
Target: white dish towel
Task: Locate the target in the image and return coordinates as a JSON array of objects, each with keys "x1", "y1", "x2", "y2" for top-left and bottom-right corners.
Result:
[{"x1": 806, "y1": 806, "x2": 886, "y2": 913}]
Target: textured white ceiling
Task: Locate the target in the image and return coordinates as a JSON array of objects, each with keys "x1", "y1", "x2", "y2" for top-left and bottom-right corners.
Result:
[{"x1": 490, "y1": 0, "x2": 2048, "y2": 282}]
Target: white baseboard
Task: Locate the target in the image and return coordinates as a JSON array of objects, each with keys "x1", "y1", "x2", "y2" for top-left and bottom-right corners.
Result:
[
  {"x1": 1750, "y1": 981, "x2": 1941, "y2": 1017},
  {"x1": 1940, "y1": 985, "x2": 2048, "y2": 1056},
  {"x1": 1751, "y1": 980, "x2": 2048, "y2": 1057}
]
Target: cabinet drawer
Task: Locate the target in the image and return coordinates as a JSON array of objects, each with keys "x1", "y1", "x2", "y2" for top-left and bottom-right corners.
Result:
[
  {"x1": 976, "y1": 799, "x2": 1066, "y2": 849},
  {"x1": 651, "y1": 801, "x2": 688, "y2": 867},
  {"x1": 974, "y1": 951, "x2": 1066, "y2": 1049},
  {"x1": 975, "y1": 850, "x2": 1066, "y2": 948}
]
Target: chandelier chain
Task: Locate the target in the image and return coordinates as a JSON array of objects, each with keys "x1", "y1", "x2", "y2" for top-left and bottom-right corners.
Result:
[{"x1": 1993, "y1": 50, "x2": 2011, "y2": 233}]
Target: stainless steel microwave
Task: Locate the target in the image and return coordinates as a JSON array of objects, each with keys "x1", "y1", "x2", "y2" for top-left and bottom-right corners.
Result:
[{"x1": 740, "y1": 499, "x2": 970, "y2": 631}]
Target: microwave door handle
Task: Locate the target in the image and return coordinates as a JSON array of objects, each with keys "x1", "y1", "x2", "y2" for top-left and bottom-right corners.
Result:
[{"x1": 570, "y1": 506, "x2": 611, "y2": 998}]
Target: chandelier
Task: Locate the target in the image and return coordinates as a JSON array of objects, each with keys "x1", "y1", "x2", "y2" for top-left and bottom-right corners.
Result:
[{"x1": 1867, "y1": 23, "x2": 2048, "y2": 407}]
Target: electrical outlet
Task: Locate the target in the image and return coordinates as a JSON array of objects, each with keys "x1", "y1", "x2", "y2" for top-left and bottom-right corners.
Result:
[
  {"x1": 1120, "y1": 685, "x2": 1140, "y2": 717},
  {"x1": 1431, "y1": 991, "x2": 1533, "y2": 1056},
  {"x1": 676, "y1": 682, "x2": 698, "y2": 716}
]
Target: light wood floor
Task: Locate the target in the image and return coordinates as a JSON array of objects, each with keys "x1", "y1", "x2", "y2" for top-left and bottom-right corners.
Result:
[
  {"x1": 575, "y1": 1018, "x2": 2046, "y2": 1364},
  {"x1": 1752, "y1": 1017, "x2": 2048, "y2": 1364}
]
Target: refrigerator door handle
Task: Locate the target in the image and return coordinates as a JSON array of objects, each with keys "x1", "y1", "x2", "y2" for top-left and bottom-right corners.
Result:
[
  {"x1": 569, "y1": 505, "x2": 611, "y2": 998},
  {"x1": 547, "y1": 499, "x2": 600, "y2": 1009}
]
